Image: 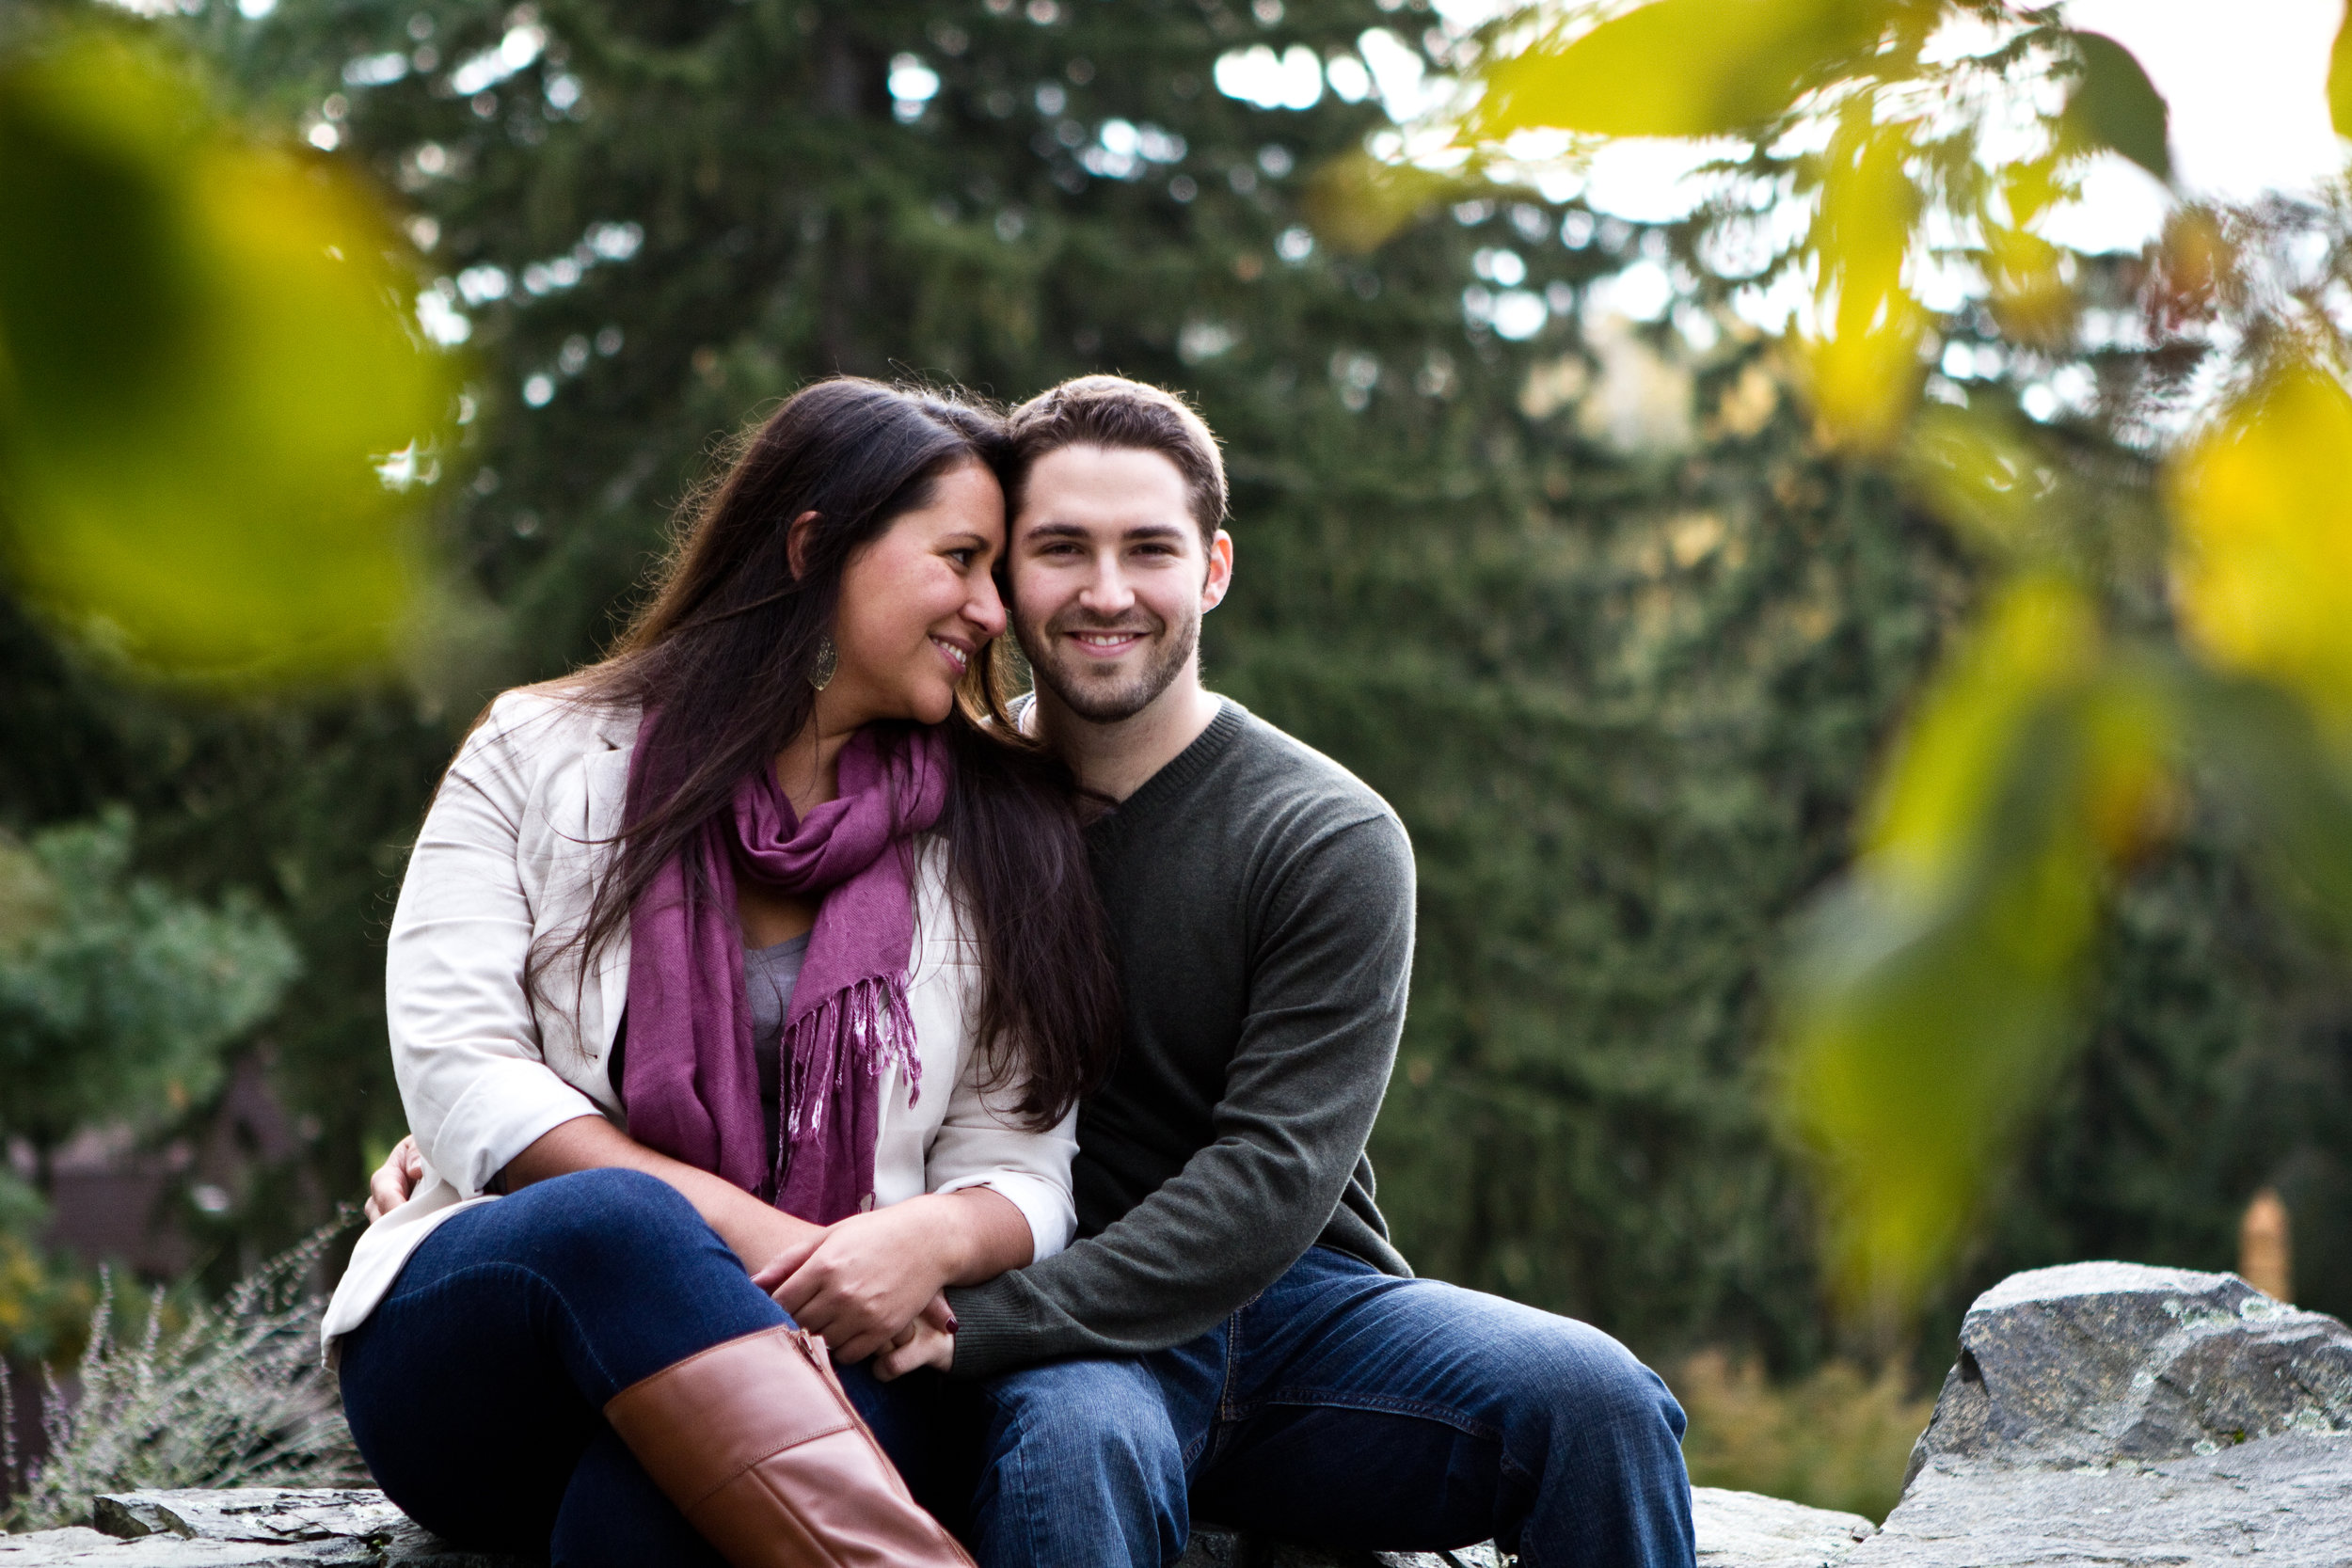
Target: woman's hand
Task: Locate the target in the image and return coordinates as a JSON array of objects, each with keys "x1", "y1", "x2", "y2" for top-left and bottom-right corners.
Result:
[
  {"x1": 753, "y1": 1199, "x2": 969, "y2": 1363},
  {"x1": 365, "y1": 1135, "x2": 423, "y2": 1221},
  {"x1": 750, "y1": 1185, "x2": 1024, "y2": 1362}
]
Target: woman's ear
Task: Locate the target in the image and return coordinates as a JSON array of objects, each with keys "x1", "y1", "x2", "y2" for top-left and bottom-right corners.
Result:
[{"x1": 786, "y1": 510, "x2": 821, "y2": 580}]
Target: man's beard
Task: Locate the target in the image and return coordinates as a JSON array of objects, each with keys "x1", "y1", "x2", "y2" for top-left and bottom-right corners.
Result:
[{"x1": 1019, "y1": 607, "x2": 1200, "y2": 724}]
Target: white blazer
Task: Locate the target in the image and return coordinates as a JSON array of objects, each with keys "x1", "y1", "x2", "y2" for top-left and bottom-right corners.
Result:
[{"x1": 321, "y1": 689, "x2": 1079, "y2": 1349}]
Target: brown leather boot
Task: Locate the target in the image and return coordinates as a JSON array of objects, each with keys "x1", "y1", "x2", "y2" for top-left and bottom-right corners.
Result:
[{"x1": 603, "y1": 1323, "x2": 976, "y2": 1568}]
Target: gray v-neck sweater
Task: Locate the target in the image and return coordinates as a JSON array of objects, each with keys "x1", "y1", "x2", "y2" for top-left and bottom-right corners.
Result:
[{"x1": 946, "y1": 700, "x2": 1417, "y2": 1377}]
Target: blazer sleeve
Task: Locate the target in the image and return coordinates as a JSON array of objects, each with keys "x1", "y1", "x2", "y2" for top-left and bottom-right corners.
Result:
[
  {"x1": 389, "y1": 696, "x2": 605, "y2": 1199},
  {"x1": 924, "y1": 1062, "x2": 1081, "y2": 1263},
  {"x1": 911, "y1": 856, "x2": 1080, "y2": 1262}
]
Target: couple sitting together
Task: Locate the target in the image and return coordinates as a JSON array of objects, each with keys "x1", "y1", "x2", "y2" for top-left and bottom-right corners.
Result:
[{"x1": 330, "y1": 373, "x2": 1695, "y2": 1568}]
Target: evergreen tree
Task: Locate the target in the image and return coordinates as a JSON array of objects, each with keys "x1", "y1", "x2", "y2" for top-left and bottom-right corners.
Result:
[{"x1": 1, "y1": 0, "x2": 2344, "y2": 1368}]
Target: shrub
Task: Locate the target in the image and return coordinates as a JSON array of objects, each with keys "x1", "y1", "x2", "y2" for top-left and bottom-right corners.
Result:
[
  {"x1": 1, "y1": 1222, "x2": 362, "y2": 1530},
  {"x1": 1672, "y1": 1348, "x2": 1936, "y2": 1523}
]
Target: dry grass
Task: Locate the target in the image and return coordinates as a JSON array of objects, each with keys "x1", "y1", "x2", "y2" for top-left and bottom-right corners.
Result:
[
  {"x1": 1671, "y1": 1348, "x2": 1937, "y2": 1523},
  {"x1": 2, "y1": 1221, "x2": 364, "y2": 1531}
]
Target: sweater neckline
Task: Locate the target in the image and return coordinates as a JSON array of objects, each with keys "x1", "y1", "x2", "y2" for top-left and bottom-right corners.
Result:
[{"x1": 1089, "y1": 699, "x2": 1247, "y2": 846}]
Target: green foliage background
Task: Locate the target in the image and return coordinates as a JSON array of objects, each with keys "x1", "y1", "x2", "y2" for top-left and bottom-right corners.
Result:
[{"x1": 3, "y1": 0, "x2": 2347, "y2": 1375}]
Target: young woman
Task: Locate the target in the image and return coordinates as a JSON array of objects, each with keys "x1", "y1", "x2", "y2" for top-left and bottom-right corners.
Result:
[{"x1": 325, "y1": 379, "x2": 1120, "y2": 1568}]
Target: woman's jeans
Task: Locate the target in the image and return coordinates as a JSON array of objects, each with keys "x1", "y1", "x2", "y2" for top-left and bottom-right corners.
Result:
[
  {"x1": 969, "y1": 1247, "x2": 1695, "y2": 1568},
  {"x1": 336, "y1": 1168, "x2": 966, "y2": 1567}
]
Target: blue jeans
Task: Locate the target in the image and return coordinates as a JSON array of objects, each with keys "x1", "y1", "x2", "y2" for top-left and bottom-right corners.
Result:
[
  {"x1": 336, "y1": 1168, "x2": 969, "y2": 1565},
  {"x1": 971, "y1": 1247, "x2": 1694, "y2": 1568}
]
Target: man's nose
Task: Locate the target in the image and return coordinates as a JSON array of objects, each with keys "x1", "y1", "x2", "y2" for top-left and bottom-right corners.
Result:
[{"x1": 1079, "y1": 554, "x2": 1136, "y2": 616}]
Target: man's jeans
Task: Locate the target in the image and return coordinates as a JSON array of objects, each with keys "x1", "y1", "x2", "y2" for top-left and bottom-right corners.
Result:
[{"x1": 971, "y1": 1247, "x2": 1694, "y2": 1568}]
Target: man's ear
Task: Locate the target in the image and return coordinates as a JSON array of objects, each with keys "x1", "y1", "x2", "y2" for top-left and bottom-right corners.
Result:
[
  {"x1": 786, "y1": 510, "x2": 821, "y2": 579},
  {"x1": 1200, "y1": 529, "x2": 1235, "y2": 612}
]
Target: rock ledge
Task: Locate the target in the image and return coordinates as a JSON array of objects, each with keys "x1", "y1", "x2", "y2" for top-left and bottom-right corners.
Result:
[
  {"x1": 1852, "y1": 1259, "x2": 2352, "y2": 1567},
  {"x1": 0, "y1": 1486, "x2": 1861, "y2": 1566},
  {"x1": 17, "y1": 1259, "x2": 2338, "y2": 1566}
]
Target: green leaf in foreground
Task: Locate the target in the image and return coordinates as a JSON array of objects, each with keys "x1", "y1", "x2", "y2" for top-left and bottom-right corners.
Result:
[
  {"x1": 2060, "y1": 31, "x2": 2172, "y2": 182},
  {"x1": 0, "y1": 31, "x2": 457, "y2": 682},
  {"x1": 1777, "y1": 581, "x2": 2173, "y2": 1323}
]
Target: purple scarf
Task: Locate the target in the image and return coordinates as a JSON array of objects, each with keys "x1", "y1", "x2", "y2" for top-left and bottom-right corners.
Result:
[{"x1": 621, "y1": 720, "x2": 950, "y2": 1223}]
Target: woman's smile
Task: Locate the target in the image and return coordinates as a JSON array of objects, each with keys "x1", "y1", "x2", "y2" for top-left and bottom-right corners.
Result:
[{"x1": 930, "y1": 634, "x2": 974, "y2": 675}]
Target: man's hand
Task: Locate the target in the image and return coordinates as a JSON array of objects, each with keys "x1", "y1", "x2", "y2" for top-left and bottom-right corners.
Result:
[
  {"x1": 364, "y1": 1135, "x2": 423, "y2": 1222},
  {"x1": 874, "y1": 1312, "x2": 955, "y2": 1381}
]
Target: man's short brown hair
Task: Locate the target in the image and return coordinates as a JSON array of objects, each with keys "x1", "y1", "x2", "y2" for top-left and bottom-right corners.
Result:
[{"x1": 1005, "y1": 375, "x2": 1227, "y2": 544}]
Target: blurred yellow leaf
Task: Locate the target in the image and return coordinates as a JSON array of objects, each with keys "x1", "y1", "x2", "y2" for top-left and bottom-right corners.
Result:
[
  {"x1": 0, "y1": 34, "x2": 456, "y2": 682},
  {"x1": 1863, "y1": 577, "x2": 2100, "y2": 900},
  {"x1": 1983, "y1": 223, "x2": 2075, "y2": 351},
  {"x1": 1304, "y1": 149, "x2": 1462, "y2": 255},
  {"x1": 2168, "y1": 361, "x2": 2352, "y2": 737},
  {"x1": 2080, "y1": 677, "x2": 2182, "y2": 864},
  {"x1": 1472, "y1": 0, "x2": 1899, "y2": 140},
  {"x1": 1779, "y1": 579, "x2": 2169, "y2": 1323},
  {"x1": 1802, "y1": 118, "x2": 1926, "y2": 451},
  {"x1": 1902, "y1": 404, "x2": 2061, "y2": 563},
  {"x1": 2329, "y1": 0, "x2": 2352, "y2": 140}
]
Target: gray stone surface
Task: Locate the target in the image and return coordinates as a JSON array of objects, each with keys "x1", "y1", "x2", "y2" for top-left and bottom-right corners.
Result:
[
  {"x1": 0, "y1": 1481, "x2": 1878, "y2": 1565},
  {"x1": 0, "y1": 1491, "x2": 462, "y2": 1567},
  {"x1": 0, "y1": 1528, "x2": 364, "y2": 1565},
  {"x1": 1174, "y1": 1528, "x2": 1511, "y2": 1566},
  {"x1": 1852, "y1": 1260, "x2": 2352, "y2": 1568},
  {"x1": 1691, "y1": 1487, "x2": 1874, "y2": 1568},
  {"x1": 92, "y1": 1493, "x2": 403, "y2": 1548},
  {"x1": 1860, "y1": 1433, "x2": 2352, "y2": 1566},
  {"x1": 1901, "y1": 1260, "x2": 2352, "y2": 1482}
]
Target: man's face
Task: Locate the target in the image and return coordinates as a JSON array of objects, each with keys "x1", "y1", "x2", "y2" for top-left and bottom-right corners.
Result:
[{"x1": 1008, "y1": 444, "x2": 1232, "y2": 724}]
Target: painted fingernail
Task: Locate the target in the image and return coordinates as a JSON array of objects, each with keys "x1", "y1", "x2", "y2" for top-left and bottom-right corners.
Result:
[{"x1": 945, "y1": 1314, "x2": 960, "y2": 1335}]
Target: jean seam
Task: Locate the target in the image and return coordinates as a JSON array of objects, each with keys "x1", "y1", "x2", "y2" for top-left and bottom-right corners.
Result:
[
  {"x1": 998, "y1": 1390, "x2": 1049, "y2": 1568},
  {"x1": 1189, "y1": 1311, "x2": 1247, "y2": 1475},
  {"x1": 382, "y1": 1259, "x2": 625, "y2": 1400}
]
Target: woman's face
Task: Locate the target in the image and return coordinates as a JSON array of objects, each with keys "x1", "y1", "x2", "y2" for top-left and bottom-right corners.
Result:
[{"x1": 824, "y1": 460, "x2": 1009, "y2": 728}]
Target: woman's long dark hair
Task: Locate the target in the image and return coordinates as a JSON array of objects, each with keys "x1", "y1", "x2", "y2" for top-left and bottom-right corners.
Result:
[{"x1": 536, "y1": 377, "x2": 1118, "y2": 1126}]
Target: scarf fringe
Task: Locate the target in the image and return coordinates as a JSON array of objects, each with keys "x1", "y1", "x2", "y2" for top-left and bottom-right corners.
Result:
[{"x1": 780, "y1": 974, "x2": 922, "y2": 1148}]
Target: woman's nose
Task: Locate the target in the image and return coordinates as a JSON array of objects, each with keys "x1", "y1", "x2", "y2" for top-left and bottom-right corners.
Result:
[{"x1": 965, "y1": 571, "x2": 1009, "y2": 639}]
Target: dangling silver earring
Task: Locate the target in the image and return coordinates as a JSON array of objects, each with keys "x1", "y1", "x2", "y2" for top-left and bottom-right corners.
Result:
[{"x1": 808, "y1": 635, "x2": 837, "y2": 691}]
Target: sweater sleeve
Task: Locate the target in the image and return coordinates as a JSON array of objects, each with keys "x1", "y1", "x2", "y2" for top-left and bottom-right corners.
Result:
[{"x1": 943, "y1": 812, "x2": 1415, "y2": 1377}]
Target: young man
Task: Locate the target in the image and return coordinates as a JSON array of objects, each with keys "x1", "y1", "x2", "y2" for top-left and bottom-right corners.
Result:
[
  {"x1": 901, "y1": 376, "x2": 1693, "y2": 1568},
  {"x1": 369, "y1": 376, "x2": 1693, "y2": 1566}
]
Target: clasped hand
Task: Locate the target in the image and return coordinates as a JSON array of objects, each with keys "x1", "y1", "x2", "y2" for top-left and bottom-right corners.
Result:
[{"x1": 750, "y1": 1202, "x2": 960, "y2": 1379}]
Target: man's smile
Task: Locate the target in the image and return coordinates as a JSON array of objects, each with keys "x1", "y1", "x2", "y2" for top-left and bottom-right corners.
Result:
[{"x1": 1067, "y1": 629, "x2": 1148, "y2": 658}]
